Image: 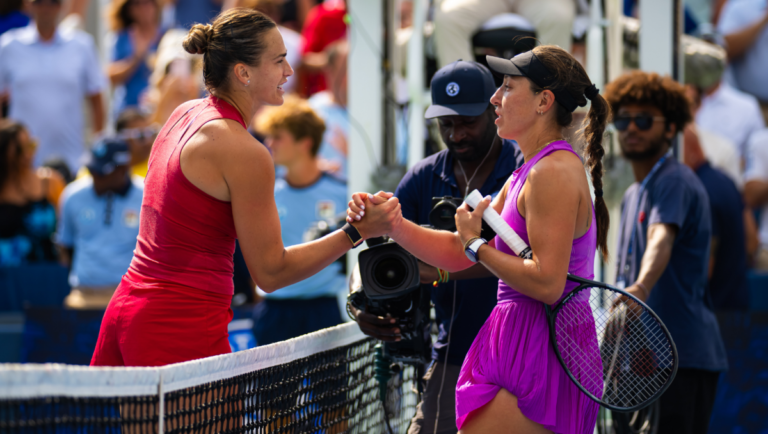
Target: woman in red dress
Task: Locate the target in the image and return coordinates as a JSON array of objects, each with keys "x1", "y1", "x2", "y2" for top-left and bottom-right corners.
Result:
[{"x1": 91, "y1": 8, "x2": 400, "y2": 367}]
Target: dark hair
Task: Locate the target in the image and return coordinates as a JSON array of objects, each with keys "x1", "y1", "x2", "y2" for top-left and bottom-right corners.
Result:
[
  {"x1": 0, "y1": 0, "x2": 24, "y2": 15},
  {"x1": 108, "y1": 0, "x2": 159, "y2": 31},
  {"x1": 116, "y1": 107, "x2": 148, "y2": 132},
  {"x1": 603, "y1": 71, "x2": 692, "y2": 133},
  {"x1": 0, "y1": 119, "x2": 26, "y2": 193},
  {"x1": 528, "y1": 45, "x2": 612, "y2": 261},
  {"x1": 183, "y1": 8, "x2": 277, "y2": 93}
]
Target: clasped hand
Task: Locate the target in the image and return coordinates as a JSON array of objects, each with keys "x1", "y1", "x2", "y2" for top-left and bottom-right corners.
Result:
[
  {"x1": 345, "y1": 191, "x2": 403, "y2": 239},
  {"x1": 455, "y1": 195, "x2": 492, "y2": 246}
]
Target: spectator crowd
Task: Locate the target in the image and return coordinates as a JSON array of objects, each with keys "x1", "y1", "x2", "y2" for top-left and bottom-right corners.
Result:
[{"x1": 1, "y1": 0, "x2": 768, "y2": 422}]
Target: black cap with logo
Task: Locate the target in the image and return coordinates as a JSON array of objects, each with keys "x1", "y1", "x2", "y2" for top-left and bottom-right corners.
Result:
[{"x1": 425, "y1": 60, "x2": 497, "y2": 119}]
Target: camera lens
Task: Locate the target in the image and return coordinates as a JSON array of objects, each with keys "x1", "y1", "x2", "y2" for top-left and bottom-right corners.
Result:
[
  {"x1": 373, "y1": 256, "x2": 408, "y2": 289},
  {"x1": 429, "y1": 200, "x2": 458, "y2": 231}
]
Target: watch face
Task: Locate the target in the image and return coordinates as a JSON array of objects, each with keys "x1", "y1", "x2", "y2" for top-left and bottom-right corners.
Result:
[{"x1": 465, "y1": 248, "x2": 478, "y2": 263}]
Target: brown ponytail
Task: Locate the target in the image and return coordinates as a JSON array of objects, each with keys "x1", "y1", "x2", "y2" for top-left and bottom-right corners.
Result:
[
  {"x1": 582, "y1": 93, "x2": 611, "y2": 262},
  {"x1": 529, "y1": 45, "x2": 612, "y2": 261}
]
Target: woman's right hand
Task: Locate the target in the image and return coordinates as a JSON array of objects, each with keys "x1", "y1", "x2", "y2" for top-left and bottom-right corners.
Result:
[{"x1": 347, "y1": 192, "x2": 402, "y2": 239}]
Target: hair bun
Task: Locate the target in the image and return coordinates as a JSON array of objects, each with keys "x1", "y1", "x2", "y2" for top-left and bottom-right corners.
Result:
[{"x1": 183, "y1": 23, "x2": 214, "y2": 55}]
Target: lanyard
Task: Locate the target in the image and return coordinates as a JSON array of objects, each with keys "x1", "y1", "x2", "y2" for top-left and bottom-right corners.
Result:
[{"x1": 620, "y1": 153, "x2": 669, "y2": 283}]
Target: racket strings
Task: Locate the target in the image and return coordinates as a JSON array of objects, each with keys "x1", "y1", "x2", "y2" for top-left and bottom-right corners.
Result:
[{"x1": 553, "y1": 287, "x2": 676, "y2": 410}]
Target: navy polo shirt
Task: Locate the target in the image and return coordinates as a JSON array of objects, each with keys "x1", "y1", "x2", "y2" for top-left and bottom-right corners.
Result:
[
  {"x1": 695, "y1": 163, "x2": 750, "y2": 311},
  {"x1": 616, "y1": 158, "x2": 728, "y2": 371},
  {"x1": 394, "y1": 139, "x2": 523, "y2": 366}
]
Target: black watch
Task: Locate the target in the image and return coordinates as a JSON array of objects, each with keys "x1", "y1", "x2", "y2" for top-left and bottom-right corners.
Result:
[{"x1": 342, "y1": 222, "x2": 364, "y2": 248}]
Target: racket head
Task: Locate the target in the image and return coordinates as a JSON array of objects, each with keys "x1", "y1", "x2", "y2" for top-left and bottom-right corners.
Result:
[{"x1": 545, "y1": 275, "x2": 679, "y2": 412}]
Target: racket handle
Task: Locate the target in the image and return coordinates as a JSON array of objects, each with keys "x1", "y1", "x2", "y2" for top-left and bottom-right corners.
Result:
[{"x1": 464, "y1": 190, "x2": 532, "y2": 259}]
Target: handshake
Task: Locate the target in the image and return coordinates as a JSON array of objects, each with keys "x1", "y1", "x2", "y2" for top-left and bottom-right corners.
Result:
[{"x1": 344, "y1": 191, "x2": 404, "y2": 241}]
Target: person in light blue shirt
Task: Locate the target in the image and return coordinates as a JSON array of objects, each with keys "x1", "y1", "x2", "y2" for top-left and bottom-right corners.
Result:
[
  {"x1": 308, "y1": 41, "x2": 348, "y2": 181},
  {"x1": 0, "y1": 0, "x2": 106, "y2": 173},
  {"x1": 718, "y1": 0, "x2": 768, "y2": 121},
  {"x1": 57, "y1": 138, "x2": 143, "y2": 309},
  {"x1": 253, "y1": 96, "x2": 348, "y2": 345}
]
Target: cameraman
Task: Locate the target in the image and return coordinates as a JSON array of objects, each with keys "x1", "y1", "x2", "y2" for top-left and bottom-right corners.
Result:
[{"x1": 349, "y1": 61, "x2": 522, "y2": 434}]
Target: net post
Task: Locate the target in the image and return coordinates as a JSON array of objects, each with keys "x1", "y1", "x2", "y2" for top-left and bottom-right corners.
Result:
[{"x1": 157, "y1": 373, "x2": 165, "y2": 434}]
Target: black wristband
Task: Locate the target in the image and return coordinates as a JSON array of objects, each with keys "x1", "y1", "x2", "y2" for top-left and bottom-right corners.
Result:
[{"x1": 341, "y1": 222, "x2": 364, "y2": 248}]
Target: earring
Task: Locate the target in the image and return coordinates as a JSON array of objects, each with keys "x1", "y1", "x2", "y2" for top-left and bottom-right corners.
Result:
[{"x1": 537, "y1": 110, "x2": 543, "y2": 115}]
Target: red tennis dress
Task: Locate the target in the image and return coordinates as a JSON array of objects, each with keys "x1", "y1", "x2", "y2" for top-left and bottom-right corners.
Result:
[{"x1": 91, "y1": 96, "x2": 245, "y2": 367}]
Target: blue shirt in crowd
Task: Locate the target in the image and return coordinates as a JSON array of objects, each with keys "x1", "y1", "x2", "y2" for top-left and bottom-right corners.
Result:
[
  {"x1": 56, "y1": 176, "x2": 144, "y2": 288},
  {"x1": 309, "y1": 92, "x2": 348, "y2": 181},
  {"x1": 0, "y1": 11, "x2": 29, "y2": 36},
  {"x1": 174, "y1": 0, "x2": 221, "y2": 29},
  {"x1": 616, "y1": 157, "x2": 728, "y2": 371},
  {"x1": 718, "y1": 0, "x2": 768, "y2": 102},
  {"x1": 109, "y1": 29, "x2": 160, "y2": 115},
  {"x1": 394, "y1": 139, "x2": 523, "y2": 366},
  {"x1": 264, "y1": 174, "x2": 348, "y2": 300},
  {"x1": 695, "y1": 162, "x2": 750, "y2": 311}
]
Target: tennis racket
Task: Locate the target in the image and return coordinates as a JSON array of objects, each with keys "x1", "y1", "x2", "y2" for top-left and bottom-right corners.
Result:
[{"x1": 465, "y1": 190, "x2": 678, "y2": 412}]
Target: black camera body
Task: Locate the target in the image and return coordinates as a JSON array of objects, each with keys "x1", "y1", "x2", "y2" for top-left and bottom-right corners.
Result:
[
  {"x1": 429, "y1": 196, "x2": 496, "y2": 241},
  {"x1": 349, "y1": 240, "x2": 431, "y2": 364}
]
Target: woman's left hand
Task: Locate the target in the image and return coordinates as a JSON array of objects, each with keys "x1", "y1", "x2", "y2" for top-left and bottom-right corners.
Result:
[{"x1": 456, "y1": 195, "x2": 491, "y2": 246}]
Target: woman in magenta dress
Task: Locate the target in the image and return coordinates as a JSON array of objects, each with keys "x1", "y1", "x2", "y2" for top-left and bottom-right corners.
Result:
[{"x1": 349, "y1": 45, "x2": 610, "y2": 433}]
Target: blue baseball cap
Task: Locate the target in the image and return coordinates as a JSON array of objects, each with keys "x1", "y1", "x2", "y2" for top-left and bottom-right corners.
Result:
[
  {"x1": 425, "y1": 60, "x2": 497, "y2": 119},
  {"x1": 86, "y1": 137, "x2": 131, "y2": 176}
]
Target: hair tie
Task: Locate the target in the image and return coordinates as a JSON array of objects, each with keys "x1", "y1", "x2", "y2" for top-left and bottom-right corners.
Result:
[
  {"x1": 594, "y1": 189, "x2": 603, "y2": 198},
  {"x1": 585, "y1": 83, "x2": 600, "y2": 100}
]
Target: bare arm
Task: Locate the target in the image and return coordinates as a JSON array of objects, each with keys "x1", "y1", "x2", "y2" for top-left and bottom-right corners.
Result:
[
  {"x1": 723, "y1": 13, "x2": 768, "y2": 60},
  {"x1": 87, "y1": 93, "x2": 104, "y2": 134},
  {"x1": 744, "y1": 179, "x2": 768, "y2": 208},
  {"x1": 625, "y1": 223, "x2": 678, "y2": 302},
  {"x1": 218, "y1": 124, "x2": 400, "y2": 292},
  {"x1": 107, "y1": 56, "x2": 147, "y2": 86},
  {"x1": 418, "y1": 261, "x2": 494, "y2": 284},
  {"x1": 744, "y1": 208, "x2": 759, "y2": 257}
]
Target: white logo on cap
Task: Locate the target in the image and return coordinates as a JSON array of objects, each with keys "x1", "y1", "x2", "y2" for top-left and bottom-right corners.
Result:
[{"x1": 446, "y1": 82, "x2": 460, "y2": 97}]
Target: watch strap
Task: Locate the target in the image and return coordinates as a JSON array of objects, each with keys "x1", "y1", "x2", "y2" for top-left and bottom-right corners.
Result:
[{"x1": 341, "y1": 222, "x2": 364, "y2": 248}]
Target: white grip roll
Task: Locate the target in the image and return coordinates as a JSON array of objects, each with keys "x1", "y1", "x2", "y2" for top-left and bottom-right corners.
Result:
[{"x1": 464, "y1": 190, "x2": 532, "y2": 259}]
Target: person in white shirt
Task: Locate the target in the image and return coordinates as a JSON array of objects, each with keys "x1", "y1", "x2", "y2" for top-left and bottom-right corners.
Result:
[
  {"x1": 695, "y1": 82, "x2": 765, "y2": 160},
  {"x1": 0, "y1": 0, "x2": 106, "y2": 174},
  {"x1": 684, "y1": 37, "x2": 745, "y2": 186}
]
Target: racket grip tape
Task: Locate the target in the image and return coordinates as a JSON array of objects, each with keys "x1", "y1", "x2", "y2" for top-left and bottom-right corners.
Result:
[{"x1": 464, "y1": 190, "x2": 533, "y2": 259}]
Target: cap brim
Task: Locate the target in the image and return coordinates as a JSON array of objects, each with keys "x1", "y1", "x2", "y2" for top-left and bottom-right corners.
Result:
[
  {"x1": 486, "y1": 55, "x2": 525, "y2": 77},
  {"x1": 86, "y1": 163, "x2": 105, "y2": 177},
  {"x1": 425, "y1": 102, "x2": 489, "y2": 119}
]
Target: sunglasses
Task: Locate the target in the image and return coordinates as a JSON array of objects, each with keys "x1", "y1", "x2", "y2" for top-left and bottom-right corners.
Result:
[{"x1": 613, "y1": 115, "x2": 666, "y2": 131}]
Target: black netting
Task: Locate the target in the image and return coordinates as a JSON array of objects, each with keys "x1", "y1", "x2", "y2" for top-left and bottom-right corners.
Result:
[
  {"x1": 0, "y1": 396, "x2": 159, "y2": 433},
  {"x1": 0, "y1": 338, "x2": 418, "y2": 434}
]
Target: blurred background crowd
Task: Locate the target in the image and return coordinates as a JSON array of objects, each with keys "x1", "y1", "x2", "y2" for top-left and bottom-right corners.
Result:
[{"x1": 1, "y1": 0, "x2": 768, "y2": 362}]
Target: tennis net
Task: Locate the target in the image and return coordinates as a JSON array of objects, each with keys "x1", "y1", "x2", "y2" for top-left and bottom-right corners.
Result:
[{"x1": 0, "y1": 322, "x2": 419, "y2": 433}]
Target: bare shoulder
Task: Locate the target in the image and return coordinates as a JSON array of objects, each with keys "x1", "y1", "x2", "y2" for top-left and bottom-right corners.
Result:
[
  {"x1": 190, "y1": 119, "x2": 272, "y2": 167},
  {"x1": 528, "y1": 150, "x2": 584, "y2": 187}
]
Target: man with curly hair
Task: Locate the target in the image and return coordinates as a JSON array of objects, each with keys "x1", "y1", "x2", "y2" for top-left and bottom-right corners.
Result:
[{"x1": 604, "y1": 71, "x2": 727, "y2": 434}]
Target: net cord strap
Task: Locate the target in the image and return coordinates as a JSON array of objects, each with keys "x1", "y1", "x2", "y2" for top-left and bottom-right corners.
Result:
[
  {"x1": 158, "y1": 375, "x2": 165, "y2": 434},
  {"x1": 0, "y1": 322, "x2": 366, "y2": 399}
]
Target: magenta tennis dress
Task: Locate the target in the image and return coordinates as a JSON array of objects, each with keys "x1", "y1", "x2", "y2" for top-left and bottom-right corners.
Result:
[{"x1": 455, "y1": 141, "x2": 600, "y2": 433}]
